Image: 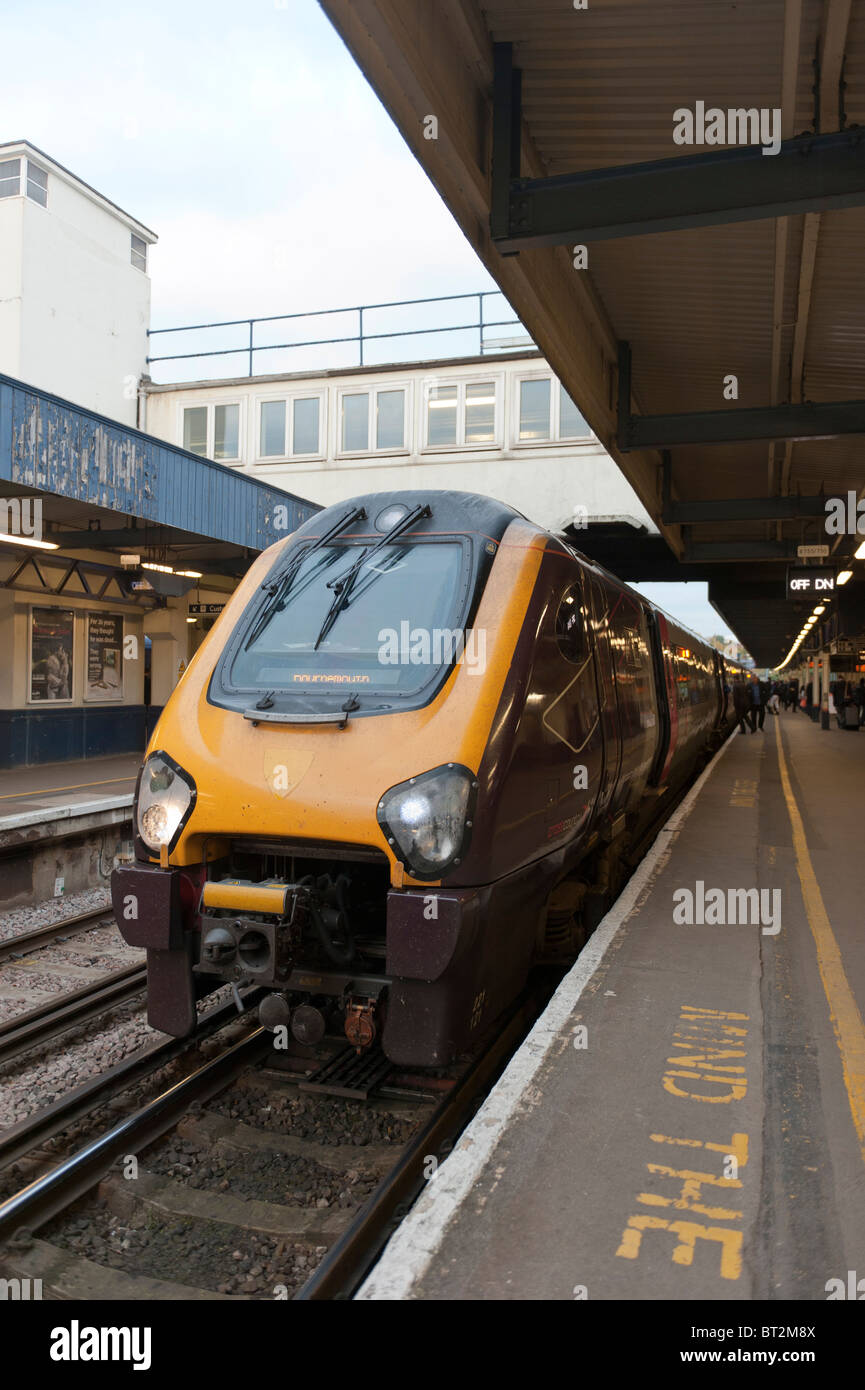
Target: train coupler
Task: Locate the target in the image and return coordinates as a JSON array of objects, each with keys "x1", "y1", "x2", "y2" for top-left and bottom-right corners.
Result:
[{"x1": 344, "y1": 996, "x2": 379, "y2": 1053}]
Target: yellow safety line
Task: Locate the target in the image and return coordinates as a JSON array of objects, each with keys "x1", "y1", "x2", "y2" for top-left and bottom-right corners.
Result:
[
  {"x1": 0, "y1": 776, "x2": 133, "y2": 801},
  {"x1": 774, "y1": 716, "x2": 865, "y2": 1163}
]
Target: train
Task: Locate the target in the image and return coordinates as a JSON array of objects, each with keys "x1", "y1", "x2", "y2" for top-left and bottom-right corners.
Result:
[{"x1": 112, "y1": 490, "x2": 735, "y2": 1066}]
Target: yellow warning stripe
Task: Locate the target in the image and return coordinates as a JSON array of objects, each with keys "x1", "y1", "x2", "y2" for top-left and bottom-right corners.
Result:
[
  {"x1": 0, "y1": 776, "x2": 133, "y2": 801},
  {"x1": 774, "y1": 717, "x2": 865, "y2": 1163}
]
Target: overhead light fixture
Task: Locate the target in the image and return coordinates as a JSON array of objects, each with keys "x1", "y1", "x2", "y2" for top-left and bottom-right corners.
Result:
[
  {"x1": 855, "y1": 540, "x2": 865, "y2": 561},
  {"x1": 142, "y1": 561, "x2": 174, "y2": 574},
  {"x1": 186, "y1": 617, "x2": 197, "y2": 624},
  {"x1": 837, "y1": 569, "x2": 853, "y2": 585},
  {"x1": 176, "y1": 569, "x2": 203, "y2": 579},
  {"x1": 814, "y1": 605, "x2": 826, "y2": 615},
  {"x1": 0, "y1": 532, "x2": 59, "y2": 551}
]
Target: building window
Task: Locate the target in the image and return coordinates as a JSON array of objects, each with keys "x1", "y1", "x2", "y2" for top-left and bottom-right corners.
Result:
[
  {"x1": 131, "y1": 233, "x2": 147, "y2": 272},
  {"x1": 426, "y1": 379, "x2": 498, "y2": 448},
  {"x1": 519, "y1": 378, "x2": 551, "y2": 440},
  {"x1": 376, "y1": 390, "x2": 404, "y2": 449},
  {"x1": 465, "y1": 381, "x2": 496, "y2": 443},
  {"x1": 214, "y1": 404, "x2": 240, "y2": 461},
  {"x1": 558, "y1": 383, "x2": 589, "y2": 438},
  {"x1": 0, "y1": 159, "x2": 20, "y2": 199},
  {"x1": 292, "y1": 397, "x2": 319, "y2": 455},
  {"x1": 258, "y1": 396, "x2": 321, "y2": 460},
  {"x1": 342, "y1": 393, "x2": 369, "y2": 452},
  {"x1": 25, "y1": 161, "x2": 47, "y2": 207},
  {"x1": 427, "y1": 385, "x2": 458, "y2": 447},
  {"x1": 518, "y1": 377, "x2": 590, "y2": 442},
  {"x1": 340, "y1": 387, "x2": 406, "y2": 453},
  {"x1": 260, "y1": 400, "x2": 286, "y2": 458},
  {"x1": 183, "y1": 407, "x2": 208, "y2": 456},
  {"x1": 183, "y1": 403, "x2": 240, "y2": 461}
]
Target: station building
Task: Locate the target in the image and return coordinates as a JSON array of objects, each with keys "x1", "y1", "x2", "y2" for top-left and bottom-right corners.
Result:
[
  {"x1": 140, "y1": 344, "x2": 653, "y2": 537},
  {"x1": 0, "y1": 145, "x2": 316, "y2": 769}
]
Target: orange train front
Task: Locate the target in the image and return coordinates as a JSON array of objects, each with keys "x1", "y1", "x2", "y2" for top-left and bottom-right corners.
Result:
[{"x1": 112, "y1": 491, "x2": 730, "y2": 1065}]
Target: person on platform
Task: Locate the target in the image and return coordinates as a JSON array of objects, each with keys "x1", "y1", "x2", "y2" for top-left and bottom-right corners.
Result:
[
  {"x1": 732, "y1": 679, "x2": 750, "y2": 735},
  {"x1": 749, "y1": 678, "x2": 765, "y2": 732},
  {"x1": 855, "y1": 678, "x2": 865, "y2": 728}
]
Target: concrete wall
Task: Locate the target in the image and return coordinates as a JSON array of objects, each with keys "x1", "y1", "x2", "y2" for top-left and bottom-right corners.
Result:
[
  {"x1": 144, "y1": 355, "x2": 655, "y2": 536},
  {"x1": 0, "y1": 146, "x2": 154, "y2": 426},
  {"x1": 0, "y1": 199, "x2": 24, "y2": 378}
]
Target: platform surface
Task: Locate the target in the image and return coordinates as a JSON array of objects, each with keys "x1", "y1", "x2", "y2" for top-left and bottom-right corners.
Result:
[
  {"x1": 359, "y1": 710, "x2": 865, "y2": 1301},
  {"x1": 0, "y1": 754, "x2": 140, "y2": 823}
]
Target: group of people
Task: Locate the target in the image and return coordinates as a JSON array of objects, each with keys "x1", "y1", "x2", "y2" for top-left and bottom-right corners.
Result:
[
  {"x1": 731, "y1": 677, "x2": 779, "y2": 734},
  {"x1": 731, "y1": 674, "x2": 865, "y2": 733}
]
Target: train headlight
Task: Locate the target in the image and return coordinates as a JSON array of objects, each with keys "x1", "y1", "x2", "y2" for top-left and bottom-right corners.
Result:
[
  {"x1": 136, "y1": 752, "x2": 197, "y2": 853},
  {"x1": 377, "y1": 764, "x2": 476, "y2": 878}
]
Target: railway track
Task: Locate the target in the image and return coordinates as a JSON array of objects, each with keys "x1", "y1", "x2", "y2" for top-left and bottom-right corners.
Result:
[
  {"x1": 0, "y1": 985, "x2": 549, "y2": 1300},
  {"x1": 0, "y1": 904, "x2": 116, "y2": 965},
  {"x1": 0, "y1": 962, "x2": 147, "y2": 1068}
]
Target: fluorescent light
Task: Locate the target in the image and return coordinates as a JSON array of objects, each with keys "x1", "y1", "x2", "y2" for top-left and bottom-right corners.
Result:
[
  {"x1": 837, "y1": 569, "x2": 853, "y2": 585},
  {"x1": 142, "y1": 561, "x2": 174, "y2": 574},
  {"x1": 814, "y1": 605, "x2": 826, "y2": 615},
  {"x1": 176, "y1": 569, "x2": 203, "y2": 579},
  {"x1": 186, "y1": 617, "x2": 196, "y2": 624},
  {"x1": 0, "y1": 532, "x2": 59, "y2": 551},
  {"x1": 855, "y1": 540, "x2": 865, "y2": 560}
]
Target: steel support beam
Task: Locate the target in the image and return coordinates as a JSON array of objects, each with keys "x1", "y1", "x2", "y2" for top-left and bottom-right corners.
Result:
[
  {"x1": 491, "y1": 45, "x2": 865, "y2": 250},
  {"x1": 663, "y1": 494, "x2": 826, "y2": 524},
  {"x1": 684, "y1": 540, "x2": 802, "y2": 562},
  {"x1": 621, "y1": 396, "x2": 865, "y2": 450}
]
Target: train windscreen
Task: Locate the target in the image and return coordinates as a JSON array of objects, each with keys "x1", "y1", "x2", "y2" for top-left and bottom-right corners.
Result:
[{"x1": 226, "y1": 539, "x2": 470, "y2": 699}]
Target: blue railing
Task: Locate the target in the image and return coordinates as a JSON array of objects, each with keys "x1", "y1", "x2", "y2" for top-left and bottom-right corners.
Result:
[{"x1": 147, "y1": 290, "x2": 532, "y2": 379}]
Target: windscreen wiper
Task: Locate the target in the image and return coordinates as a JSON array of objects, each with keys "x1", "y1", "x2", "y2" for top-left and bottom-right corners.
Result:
[
  {"x1": 244, "y1": 505, "x2": 366, "y2": 651},
  {"x1": 312, "y1": 503, "x2": 432, "y2": 652}
]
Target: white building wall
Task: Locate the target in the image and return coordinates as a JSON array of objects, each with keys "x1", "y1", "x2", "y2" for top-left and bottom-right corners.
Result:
[
  {"x1": 0, "y1": 199, "x2": 24, "y2": 378},
  {"x1": 0, "y1": 143, "x2": 155, "y2": 426},
  {"x1": 143, "y1": 355, "x2": 655, "y2": 536}
]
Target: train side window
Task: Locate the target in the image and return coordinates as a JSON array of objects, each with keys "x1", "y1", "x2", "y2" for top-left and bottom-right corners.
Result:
[{"x1": 555, "y1": 585, "x2": 587, "y2": 664}]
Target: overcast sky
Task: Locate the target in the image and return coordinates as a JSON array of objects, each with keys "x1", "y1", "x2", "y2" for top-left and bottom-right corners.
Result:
[{"x1": 3, "y1": 0, "x2": 734, "y2": 643}]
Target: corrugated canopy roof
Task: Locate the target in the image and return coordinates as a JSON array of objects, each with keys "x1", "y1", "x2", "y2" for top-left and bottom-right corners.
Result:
[{"x1": 322, "y1": 0, "x2": 865, "y2": 665}]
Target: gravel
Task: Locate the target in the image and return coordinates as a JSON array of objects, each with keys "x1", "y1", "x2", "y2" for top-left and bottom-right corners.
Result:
[
  {"x1": 209, "y1": 1083, "x2": 421, "y2": 1147},
  {"x1": 0, "y1": 886, "x2": 112, "y2": 942},
  {"x1": 147, "y1": 1136, "x2": 379, "y2": 1209},
  {"x1": 0, "y1": 1002, "x2": 156, "y2": 1129},
  {"x1": 44, "y1": 1199, "x2": 323, "y2": 1298}
]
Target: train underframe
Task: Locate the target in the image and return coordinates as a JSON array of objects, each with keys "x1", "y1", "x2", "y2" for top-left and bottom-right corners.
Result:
[{"x1": 112, "y1": 822, "x2": 641, "y2": 1068}]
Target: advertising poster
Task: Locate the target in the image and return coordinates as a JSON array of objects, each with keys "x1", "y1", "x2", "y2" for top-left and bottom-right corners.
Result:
[
  {"x1": 30, "y1": 608, "x2": 74, "y2": 702},
  {"x1": 85, "y1": 613, "x2": 124, "y2": 700}
]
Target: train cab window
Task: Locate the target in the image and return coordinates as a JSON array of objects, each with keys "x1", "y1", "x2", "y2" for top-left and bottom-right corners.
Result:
[{"x1": 555, "y1": 586, "x2": 587, "y2": 664}]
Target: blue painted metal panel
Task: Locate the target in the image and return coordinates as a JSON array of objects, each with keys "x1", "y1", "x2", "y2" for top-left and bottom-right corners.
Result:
[
  {"x1": 0, "y1": 704, "x2": 163, "y2": 768},
  {"x1": 0, "y1": 374, "x2": 320, "y2": 549}
]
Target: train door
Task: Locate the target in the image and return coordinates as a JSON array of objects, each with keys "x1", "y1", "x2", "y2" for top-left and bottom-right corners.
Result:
[{"x1": 589, "y1": 576, "x2": 621, "y2": 821}]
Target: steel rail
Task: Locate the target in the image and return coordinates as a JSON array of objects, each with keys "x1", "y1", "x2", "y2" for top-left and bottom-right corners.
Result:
[
  {"x1": 0, "y1": 989, "x2": 264, "y2": 1174},
  {"x1": 294, "y1": 987, "x2": 547, "y2": 1300},
  {"x1": 0, "y1": 964, "x2": 146, "y2": 1067},
  {"x1": 0, "y1": 905, "x2": 116, "y2": 965},
  {"x1": 0, "y1": 1027, "x2": 270, "y2": 1241}
]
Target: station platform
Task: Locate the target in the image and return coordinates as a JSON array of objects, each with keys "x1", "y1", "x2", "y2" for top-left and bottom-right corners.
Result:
[
  {"x1": 360, "y1": 711, "x2": 865, "y2": 1301},
  {"x1": 0, "y1": 754, "x2": 139, "y2": 826}
]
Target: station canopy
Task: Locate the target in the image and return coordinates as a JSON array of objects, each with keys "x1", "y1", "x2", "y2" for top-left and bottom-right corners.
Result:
[{"x1": 322, "y1": 0, "x2": 865, "y2": 666}]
